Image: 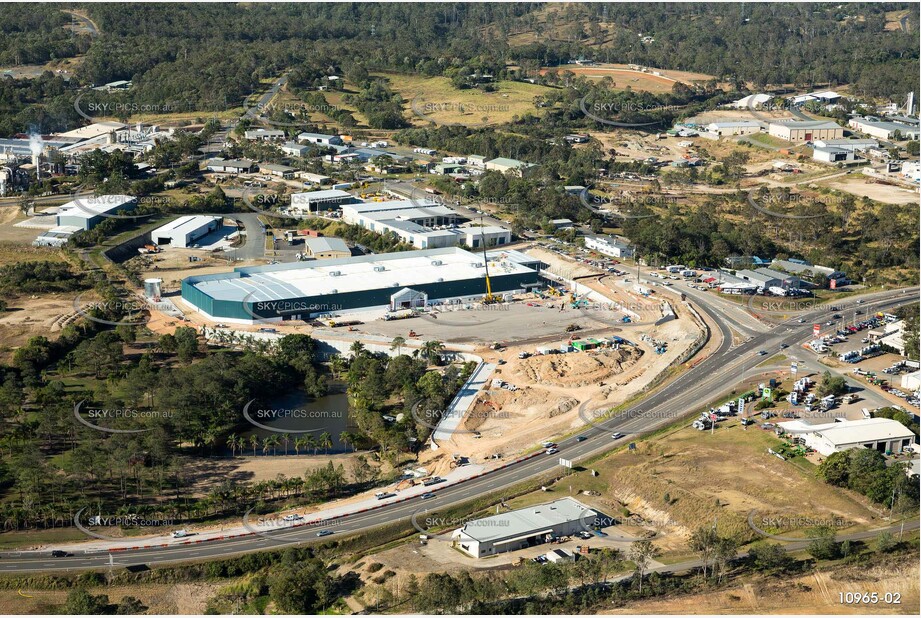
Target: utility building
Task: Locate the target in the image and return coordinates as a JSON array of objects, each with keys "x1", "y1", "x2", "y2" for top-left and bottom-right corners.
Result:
[{"x1": 151, "y1": 215, "x2": 222, "y2": 248}]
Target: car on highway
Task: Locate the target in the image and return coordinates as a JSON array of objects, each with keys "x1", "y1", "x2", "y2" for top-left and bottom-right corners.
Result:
[
  {"x1": 316, "y1": 529, "x2": 334, "y2": 537},
  {"x1": 545, "y1": 447, "x2": 560, "y2": 455},
  {"x1": 420, "y1": 492, "x2": 436, "y2": 500},
  {"x1": 611, "y1": 432, "x2": 625, "y2": 440},
  {"x1": 757, "y1": 350, "x2": 767, "y2": 356},
  {"x1": 779, "y1": 344, "x2": 789, "y2": 349},
  {"x1": 51, "y1": 550, "x2": 70, "y2": 557},
  {"x1": 282, "y1": 514, "x2": 303, "y2": 522},
  {"x1": 576, "y1": 436, "x2": 587, "y2": 442}
]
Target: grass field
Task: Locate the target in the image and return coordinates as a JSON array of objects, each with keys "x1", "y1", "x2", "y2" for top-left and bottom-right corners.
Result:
[
  {"x1": 509, "y1": 407, "x2": 889, "y2": 556},
  {"x1": 376, "y1": 73, "x2": 554, "y2": 127}
]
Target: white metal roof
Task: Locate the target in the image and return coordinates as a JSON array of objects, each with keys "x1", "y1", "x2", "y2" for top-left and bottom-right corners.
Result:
[
  {"x1": 303, "y1": 236, "x2": 349, "y2": 253},
  {"x1": 187, "y1": 247, "x2": 534, "y2": 303},
  {"x1": 57, "y1": 195, "x2": 136, "y2": 220},
  {"x1": 454, "y1": 497, "x2": 593, "y2": 543},
  {"x1": 152, "y1": 215, "x2": 220, "y2": 237},
  {"x1": 780, "y1": 418, "x2": 915, "y2": 446}
]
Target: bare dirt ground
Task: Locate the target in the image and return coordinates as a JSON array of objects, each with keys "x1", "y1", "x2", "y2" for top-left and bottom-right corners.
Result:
[
  {"x1": 425, "y1": 246, "x2": 707, "y2": 461},
  {"x1": 819, "y1": 176, "x2": 920, "y2": 205}
]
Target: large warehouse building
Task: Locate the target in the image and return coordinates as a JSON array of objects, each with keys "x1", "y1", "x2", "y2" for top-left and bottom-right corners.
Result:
[
  {"x1": 56, "y1": 195, "x2": 138, "y2": 230},
  {"x1": 151, "y1": 215, "x2": 222, "y2": 248},
  {"x1": 452, "y1": 498, "x2": 596, "y2": 558},
  {"x1": 768, "y1": 120, "x2": 844, "y2": 142},
  {"x1": 181, "y1": 247, "x2": 542, "y2": 323}
]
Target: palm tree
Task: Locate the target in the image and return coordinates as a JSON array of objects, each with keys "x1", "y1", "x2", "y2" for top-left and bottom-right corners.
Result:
[
  {"x1": 249, "y1": 434, "x2": 259, "y2": 457},
  {"x1": 319, "y1": 432, "x2": 333, "y2": 454},
  {"x1": 339, "y1": 431, "x2": 352, "y2": 453},
  {"x1": 350, "y1": 341, "x2": 365, "y2": 358},
  {"x1": 390, "y1": 336, "x2": 406, "y2": 356},
  {"x1": 236, "y1": 436, "x2": 247, "y2": 456},
  {"x1": 304, "y1": 435, "x2": 318, "y2": 455},
  {"x1": 293, "y1": 436, "x2": 306, "y2": 456},
  {"x1": 227, "y1": 433, "x2": 238, "y2": 457},
  {"x1": 329, "y1": 354, "x2": 347, "y2": 378},
  {"x1": 280, "y1": 433, "x2": 291, "y2": 455},
  {"x1": 420, "y1": 340, "x2": 445, "y2": 363}
]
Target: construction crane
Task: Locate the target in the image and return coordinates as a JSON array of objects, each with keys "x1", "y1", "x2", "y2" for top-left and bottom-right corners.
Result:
[{"x1": 480, "y1": 217, "x2": 499, "y2": 304}]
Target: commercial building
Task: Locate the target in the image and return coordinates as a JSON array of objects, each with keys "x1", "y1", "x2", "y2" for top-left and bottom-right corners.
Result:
[
  {"x1": 778, "y1": 418, "x2": 915, "y2": 456},
  {"x1": 901, "y1": 371, "x2": 921, "y2": 392},
  {"x1": 770, "y1": 259, "x2": 845, "y2": 284},
  {"x1": 302, "y1": 236, "x2": 351, "y2": 259},
  {"x1": 151, "y1": 215, "x2": 222, "y2": 248},
  {"x1": 180, "y1": 247, "x2": 541, "y2": 323},
  {"x1": 295, "y1": 171, "x2": 332, "y2": 185},
  {"x1": 585, "y1": 235, "x2": 634, "y2": 258},
  {"x1": 848, "y1": 117, "x2": 920, "y2": 141},
  {"x1": 550, "y1": 218, "x2": 574, "y2": 229},
  {"x1": 768, "y1": 120, "x2": 843, "y2": 142},
  {"x1": 868, "y1": 320, "x2": 906, "y2": 355},
  {"x1": 485, "y1": 157, "x2": 536, "y2": 176},
  {"x1": 705, "y1": 120, "x2": 761, "y2": 136},
  {"x1": 735, "y1": 267, "x2": 800, "y2": 290},
  {"x1": 205, "y1": 159, "x2": 256, "y2": 174},
  {"x1": 56, "y1": 195, "x2": 137, "y2": 230},
  {"x1": 290, "y1": 189, "x2": 357, "y2": 214},
  {"x1": 244, "y1": 128, "x2": 285, "y2": 141},
  {"x1": 712, "y1": 271, "x2": 759, "y2": 294},
  {"x1": 451, "y1": 497, "x2": 595, "y2": 558}
]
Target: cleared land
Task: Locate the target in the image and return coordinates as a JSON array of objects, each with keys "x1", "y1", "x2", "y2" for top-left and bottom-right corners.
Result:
[
  {"x1": 541, "y1": 63, "x2": 715, "y2": 93},
  {"x1": 376, "y1": 73, "x2": 553, "y2": 127}
]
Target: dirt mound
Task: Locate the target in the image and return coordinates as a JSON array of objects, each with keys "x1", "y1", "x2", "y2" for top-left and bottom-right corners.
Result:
[
  {"x1": 513, "y1": 347, "x2": 643, "y2": 387},
  {"x1": 463, "y1": 388, "x2": 580, "y2": 433}
]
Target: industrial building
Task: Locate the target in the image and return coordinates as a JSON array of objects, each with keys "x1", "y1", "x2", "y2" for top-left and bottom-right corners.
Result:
[
  {"x1": 56, "y1": 195, "x2": 138, "y2": 230},
  {"x1": 206, "y1": 159, "x2": 256, "y2": 174},
  {"x1": 297, "y1": 132, "x2": 343, "y2": 146},
  {"x1": 711, "y1": 270, "x2": 759, "y2": 294},
  {"x1": 451, "y1": 497, "x2": 595, "y2": 558},
  {"x1": 585, "y1": 235, "x2": 634, "y2": 258},
  {"x1": 32, "y1": 226, "x2": 82, "y2": 248},
  {"x1": 730, "y1": 94, "x2": 772, "y2": 109},
  {"x1": 342, "y1": 200, "x2": 510, "y2": 249},
  {"x1": 151, "y1": 215, "x2": 222, "y2": 248},
  {"x1": 181, "y1": 247, "x2": 541, "y2": 323},
  {"x1": 485, "y1": 157, "x2": 536, "y2": 176},
  {"x1": 260, "y1": 163, "x2": 295, "y2": 179},
  {"x1": 705, "y1": 120, "x2": 761, "y2": 136},
  {"x1": 778, "y1": 418, "x2": 915, "y2": 456},
  {"x1": 812, "y1": 146, "x2": 856, "y2": 164},
  {"x1": 302, "y1": 236, "x2": 351, "y2": 259},
  {"x1": 281, "y1": 142, "x2": 310, "y2": 157},
  {"x1": 244, "y1": 129, "x2": 284, "y2": 141},
  {"x1": 848, "y1": 117, "x2": 920, "y2": 141},
  {"x1": 813, "y1": 138, "x2": 878, "y2": 152},
  {"x1": 290, "y1": 189, "x2": 357, "y2": 214},
  {"x1": 768, "y1": 120, "x2": 844, "y2": 142}
]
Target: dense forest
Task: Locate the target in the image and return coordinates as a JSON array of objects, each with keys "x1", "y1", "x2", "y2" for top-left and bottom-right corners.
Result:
[{"x1": 1, "y1": 3, "x2": 918, "y2": 136}]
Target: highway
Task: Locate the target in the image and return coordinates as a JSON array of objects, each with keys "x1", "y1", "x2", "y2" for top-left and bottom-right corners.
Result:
[{"x1": 0, "y1": 287, "x2": 915, "y2": 573}]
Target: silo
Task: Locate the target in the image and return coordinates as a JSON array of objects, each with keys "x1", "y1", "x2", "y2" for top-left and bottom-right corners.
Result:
[{"x1": 144, "y1": 278, "x2": 163, "y2": 301}]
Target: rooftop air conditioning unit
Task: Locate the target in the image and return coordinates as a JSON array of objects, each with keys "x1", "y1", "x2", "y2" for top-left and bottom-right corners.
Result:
[
  {"x1": 374, "y1": 265, "x2": 386, "y2": 272},
  {"x1": 431, "y1": 260, "x2": 443, "y2": 266},
  {"x1": 330, "y1": 289, "x2": 338, "y2": 294},
  {"x1": 436, "y1": 277, "x2": 444, "y2": 282},
  {"x1": 329, "y1": 271, "x2": 341, "y2": 276}
]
